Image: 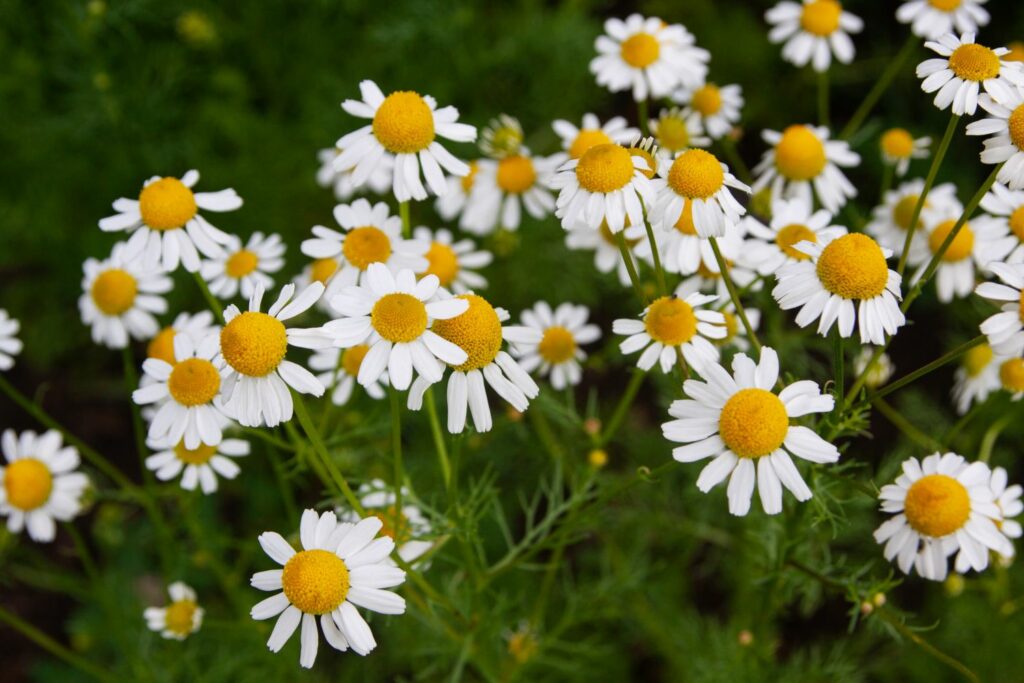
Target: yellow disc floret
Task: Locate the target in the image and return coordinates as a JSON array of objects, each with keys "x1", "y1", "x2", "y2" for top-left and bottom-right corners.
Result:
[
  {"x1": 881, "y1": 128, "x2": 915, "y2": 159},
  {"x1": 1009, "y1": 205, "x2": 1024, "y2": 242},
  {"x1": 963, "y1": 343, "x2": 993, "y2": 377},
  {"x1": 775, "y1": 224, "x2": 817, "y2": 260},
  {"x1": 800, "y1": 0, "x2": 842, "y2": 36},
  {"x1": 341, "y1": 345, "x2": 370, "y2": 376},
  {"x1": 148, "y1": 327, "x2": 177, "y2": 364},
  {"x1": 4, "y1": 458, "x2": 53, "y2": 510},
  {"x1": 893, "y1": 194, "x2": 924, "y2": 231},
  {"x1": 281, "y1": 549, "x2": 349, "y2": 615},
  {"x1": 431, "y1": 294, "x2": 503, "y2": 371},
  {"x1": 929, "y1": 0, "x2": 961, "y2": 9},
  {"x1": 371, "y1": 293, "x2": 428, "y2": 343},
  {"x1": 174, "y1": 441, "x2": 218, "y2": 465},
  {"x1": 569, "y1": 129, "x2": 614, "y2": 160},
  {"x1": 421, "y1": 242, "x2": 459, "y2": 287},
  {"x1": 816, "y1": 234, "x2": 889, "y2": 300},
  {"x1": 91, "y1": 269, "x2": 138, "y2": 316},
  {"x1": 310, "y1": 258, "x2": 339, "y2": 284},
  {"x1": 948, "y1": 43, "x2": 1000, "y2": 82},
  {"x1": 372, "y1": 505, "x2": 411, "y2": 545},
  {"x1": 538, "y1": 326, "x2": 577, "y2": 364},
  {"x1": 371, "y1": 91, "x2": 435, "y2": 154},
  {"x1": 667, "y1": 149, "x2": 724, "y2": 199},
  {"x1": 644, "y1": 296, "x2": 697, "y2": 346},
  {"x1": 655, "y1": 114, "x2": 691, "y2": 153},
  {"x1": 627, "y1": 145, "x2": 657, "y2": 179},
  {"x1": 674, "y1": 201, "x2": 698, "y2": 235},
  {"x1": 225, "y1": 249, "x2": 259, "y2": 278},
  {"x1": 620, "y1": 32, "x2": 660, "y2": 68},
  {"x1": 575, "y1": 144, "x2": 635, "y2": 194},
  {"x1": 928, "y1": 219, "x2": 974, "y2": 262},
  {"x1": 691, "y1": 84, "x2": 723, "y2": 116},
  {"x1": 1008, "y1": 104, "x2": 1024, "y2": 151},
  {"x1": 718, "y1": 388, "x2": 789, "y2": 458},
  {"x1": 138, "y1": 178, "x2": 197, "y2": 231},
  {"x1": 497, "y1": 155, "x2": 537, "y2": 194},
  {"x1": 167, "y1": 358, "x2": 221, "y2": 406},
  {"x1": 342, "y1": 226, "x2": 392, "y2": 271},
  {"x1": 903, "y1": 474, "x2": 971, "y2": 537},
  {"x1": 774, "y1": 125, "x2": 826, "y2": 181},
  {"x1": 220, "y1": 312, "x2": 288, "y2": 377},
  {"x1": 1000, "y1": 357, "x2": 1024, "y2": 392},
  {"x1": 164, "y1": 600, "x2": 198, "y2": 637}
]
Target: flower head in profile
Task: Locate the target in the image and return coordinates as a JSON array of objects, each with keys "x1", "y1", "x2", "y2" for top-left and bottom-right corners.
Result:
[
  {"x1": 866, "y1": 179, "x2": 959, "y2": 255},
  {"x1": 317, "y1": 145, "x2": 393, "y2": 201},
  {"x1": 551, "y1": 142, "x2": 654, "y2": 234},
  {"x1": 0, "y1": 310, "x2": 23, "y2": 371},
  {"x1": 896, "y1": 0, "x2": 990, "y2": 41},
  {"x1": 651, "y1": 149, "x2": 750, "y2": 237},
  {"x1": 766, "y1": 0, "x2": 863, "y2": 72},
  {"x1": 743, "y1": 196, "x2": 846, "y2": 275},
  {"x1": 413, "y1": 227, "x2": 491, "y2": 293},
  {"x1": 613, "y1": 291, "x2": 726, "y2": 375},
  {"x1": 201, "y1": 232, "x2": 286, "y2": 300},
  {"x1": 145, "y1": 582, "x2": 204, "y2": 640},
  {"x1": 552, "y1": 114, "x2": 638, "y2": 160},
  {"x1": 339, "y1": 480, "x2": 435, "y2": 567},
  {"x1": 675, "y1": 82, "x2": 744, "y2": 140},
  {"x1": 146, "y1": 436, "x2": 249, "y2": 495},
  {"x1": 951, "y1": 342, "x2": 1002, "y2": 414},
  {"x1": 880, "y1": 128, "x2": 931, "y2": 177},
  {"x1": 512, "y1": 302, "x2": 601, "y2": 390},
  {"x1": 966, "y1": 86, "x2": 1024, "y2": 190},
  {"x1": 753, "y1": 124, "x2": 860, "y2": 214},
  {"x1": 916, "y1": 32, "x2": 1024, "y2": 116},
  {"x1": 461, "y1": 150, "x2": 560, "y2": 234}
]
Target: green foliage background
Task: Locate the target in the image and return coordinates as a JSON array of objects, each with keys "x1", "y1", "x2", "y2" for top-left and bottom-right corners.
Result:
[{"x1": 1, "y1": 0, "x2": 1024, "y2": 681}]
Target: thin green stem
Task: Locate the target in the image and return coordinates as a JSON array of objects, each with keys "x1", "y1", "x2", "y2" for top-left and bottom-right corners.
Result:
[
  {"x1": 637, "y1": 98, "x2": 650, "y2": 136},
  {"x1": 291, "y1": 393, "x2": 365, "y2": 515},
  {"x1": 615, "y1": 229, "x2": 647, "y2": 304},
  {"x1": 879, "y1": 162, "x2": 894, "y2": 204},
  {"x1": 840, "y1": 35, "x2": 917, "y2": 140},
  {"x1": 859, "y1": 335, "x2": 985, "y2": 407},
  {"x1": 643, "y1": 218, "x2": 667, "y2": 296},
  {"x1": 424, "y1": 388, "x2": 451, "y2": 491},
  {"x1": 597, "y1": 370, "x2": 646, "y2": 447},
  {"x1": 192, "y1": 271, "x2": 225, "y2": 323},
  {"x1": 64, "y1": 522, "x2": 98, "y2": 581},
  {"x1": 399, "y1": 200, "x2": 411, "y2": 239},
  {"x1": 266, "y1": 440, "x2": 298, "y2": 520},
  {"x1": 872, "y1": 397, "x2": 943, "y2": 451},
  {"x1": 832, "y1": 331, "x2": 844, "y2": 416},
  {"x1": 978, "y1": 415, "x2": 1013, "y2": 464},
  {"x1": 390, "y1": 388, "x2": 404, "y2": 516},
  {"x1": 817, "y1": 69, "x2": 829, "y2": 128},
  {"x1": 0, "y1": 606, "x2": 116, "y2": 682},
  {"x1": 875, "y1": 608, "x2": 980, "y2": 683},
  {"x1": 708, "y1": 237, "x2": 761, "y2": 352}
]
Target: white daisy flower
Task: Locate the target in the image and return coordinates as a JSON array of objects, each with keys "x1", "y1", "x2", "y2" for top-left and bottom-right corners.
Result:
[
  {"x1": 200, "y1": 232, "x2": 286, "y2": 300},
  {"x1": 322, "y1": 263, "x2": 470, "y2": 391},
  {"x1": 294, "y1": 257, "x2": 345, "y2": 315},
  {"x1": 334, "y1": 80, "x2": 477, "y2": 202},
  {"x1": 145, "y1": 311, "x2": 218, "y2": 365},
  {"x1": 0, "y1": 429, "x2": 89, "y2": 543},
  {"x1": 217, "y1": 282, "x2": 331, "y2": 428},
  {"x1": 952, "y1": 342, "x2": 1002, "y2": 414},
  {"x1": 976, "y1": 261, "x2": 1024, "y2": 355},
  {"x1": 308, "y1": 345, "x2": 388, "y2": 406},
  {"x1": 435, "y1": 161, "x2": 479, "y2": 224},
  {"x1": 317, "y1": 146, "x2": 393, "y2": 201},
  {"x1": 673, "y1": 250, "x2": 763, "y2": 301},
  {"x1": 743, "y1": 196, "x2": 847, "y2": 275},
  {"x1": 874, "y1": 452, "x2": 1010, "y2": 581},
  {"x1": 551, "y1": 113, "x2": 639, "y2": 160},
  {"x1": 79, "y1": 242, "x2": 173, "y2": 349},
  {"x1": 512, "y1": 302, "x2": 602, "y2": 390},
  {"x1": 145, "y1": 436, "x2": 249, "y2": 495},
  {"x1": 753, "y1": 124, "x2": 860, "y2": 214},
  {"x1": 479, "y1": 114, "x2": 525, "y2": 159},
  {"x1": 637, "y1": 199, "x2": 748, "y2": 276},
  {"x1": 250, "y1": 509, "x2": 406, "y2": 667},
  {"x1": 339, "y1": 479, "x2": 434, "y2": 566},
  {"x1": 866, "y1": 179, "x2": 960, "y2": 255},
  {"x1": 649, "y1": 108, "x2": 710, "y2": 156},
  {"x1": 98, "y1": 169, "x2": 241, "y2": 273},
  {"x1": 651, "y1": 149, "x2": 750, "y2": 237},
  {"x1": 766, "y1": 0, "x2": 863, "y2": 73},
  {"x1": 966, "y1": 87, "x2": 1024, "y2": 190},
  {"x1": 772, "y1": 233, "x2": 905, "y2": 344},
  {"x1": 407, "y1": 294, "x2": 541, "y2": 434},
  {"x1": 412, "y1": 227, "x2": 491, "y2": 294},
  {"x1": 989, "y1": 466, "x2": 1022, "y2": 559},
  {"x1": 916, "y1": 32, "x2": 1024, "y2": 116},
  {"x1": 460, "y1": 150, "x2": 560, "y2": 234},
  {"x1": 853, "y1": 346, "x2": 895, "y2": 389},
  {"x1": 551, "y1": 142, "x2": 654, "y2": 234},
  {"x1": 0, "y1": 310, "x2": 23, "y2": 371},
  {"x1": 675, "y1": 82, "x2": 744, "y2": 140},
  {"x1": 880, "y1": 128, "x2": 931, "y2": 177},
  {"x1": 300, "y1": 198, "x2": 428, "y2": 288},
  {"x1": 663, "y1": 346, "x2": 839, "y2": 515},
  {"x1": 613, "y1": 291, "x2": 726, "y2": 374},
  {"x1": 144, "y1": 582, "x2": 204, "y2": 641},
  {"x1": 590, "y1": 14, "x2": 709, "y2": 101},
  {"x1": 565, "y1": 219, "x2": 651, "y2": 287},
  {"x1": 979, "y1": 182, "x2": 1024, "y2": 262},
  {"x1": 896, "y1": 0, "x2": 990, "y2": 41}
]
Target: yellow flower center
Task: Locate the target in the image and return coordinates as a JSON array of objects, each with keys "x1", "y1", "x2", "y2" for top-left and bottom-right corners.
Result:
[
  {"x1": 674, "y1": 200, "x2": 698, "y2": 235},
  {"x1": 496, "y1": 155, "x2": 536, "y2": 194},
  {"x1": 371, "y1": 91, "x2": 435, "y2": 154},
  {"x1": 881, "y1": 128, "x2": 915, "y2": 159},
  {"x1": 508, "y1": 630, "x2": 538, "y2": 664},
  {"x1": 575, "y1": 144, "x2": 635, "y2": 194},
  {"x1": 715, "y1": 311, "x2": 739, "y2": 345},
  {"x1": 904, "y1": 474, "x2": 971, "y2": 537},
  {"x1": 656, "y1": 115, "x2": 691, "y2": 153},
  {"x1": 1009, "y1": 205, "x2": 1024, "y2": 242},
  {"x1": 461, "y1": 161, "x2": 479, "y2": 192},
  {"x1": 342, "y1": 226, "x2": 392, "y2": 271},
  {"x1": 718, "y1": 388, "x2": 789, "y2": 458},
  {"x1": 225, "y1": 249, "x2": 259, "y2": 278},
  {"x1": 620, "y1": 32, "x2": 660, "y2": 68},
  {"x1": 164, "y1": 600, "x2": 198, "y2": 637},
  {"x1": 310, "y1": 258, "x2": 339, "y2": 284},
  {"x1": 420, "y1": 242, "x2": 459, "y2": 287},
  {"x1": 138, "y1": 177, "x2": 198, "y2": 231},
  {"x1": 600, "y1": 219, "x2": 642, "y2": 246},
  {"x1": 4, "y1": 458, "x2": 53, "y2": 511},
  {"x1": 281, "y1": 549, "x2": 350, "y2": 615},
  {"x1": 148, "y1": 327, "x2": 177, "y2": 364},
  {"x1": 774, "y1": 125, "x2": 826, "y2": 181},
  {"x1": 372, "y1": 505, "x2": 412, "y2": 545},
  {"x1": 371, "y1": 293, "x2": 428, "y2": 343},
  {"x1": 167, "y1": 357, "x2": 221, "y2": 406},
  {"x1": 816, "y1": 234, "x2": 889, "y2": 300},
  {"x1": 928, "y1": 219, "x2": 974, "y2": 262},
  {"x1": 948, "y1": 43, "x2": 1000, "y2": 82},
  {"x1": 1008, "y1": 104, "x2": 1024, "y2": 151},
  {"x1": 775, "y1": 224, "x2": 817, "y2": 260},
  {"x1": 91, "y1": 269, "x2": 138, "y2": 315},
  {"x1": 341, "y1": 344, "x2": 370, "y2": 376},
  {"x1": 963, "y1": 343, "x2": 993, "y2": 377},
  {"x1": 1000, "y1": 357, "x2": 1024, "y2": 392},
  {"x1": 431, "y1": 294, "x2": 503, "y2": 371},
  {"x1": 569, "y1": 129, "x2": 613, "y2": 160},
  {"x1": 644, "y1": 296, "x2": 697, "y2": 346},
  {"x1": 627, "y1": 146, "x2": 657, "y2": 179},
  {"x1": 800, "y1": 0, "x2": 842, "y2": 36},
  {"x1": 892, "y1": 195, "x2": 924, "y2": 231},
  {"x1": 928, "y1": 0, "x2": 961, "y2": 9},
  {"x1": 537, "y1": 326, "x2": 577, "y2": 364},
  {"x1": 691, "y1": 84, "x2": 723, "y2": 116},
  {"x1": 1007, "y1": 42, "x2": 1024, "y2": 63},
  {"x1": 173, "y1": 441, "x2": 218, "y2": 465},
  {"x1": 667, "y1": 149, "x2": 724, "y2": 200},
  {"x1": 220, "y1": 312, "x2": 288, "y2": 377}
]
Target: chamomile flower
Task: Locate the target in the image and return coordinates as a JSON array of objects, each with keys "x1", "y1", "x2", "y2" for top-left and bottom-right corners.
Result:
[
  {"x1": 675, "y1": 251, "x2": 763, "y2": 300},
  {"x1": 98, "y1": 170, "x2": 241, "y2": 272},
  {"x1": 146, "y1": 311, "x2": 218, "y2": 365},
  {"x1": 323, "y1": 264, "x2": 469, "y2": 391},
  {"x1": 551, "y1": 114, "x2": 639, "y2": 160},
  {"x1": 0, "y1": 310, "x2": 23, "y2": 371},
  {"x1": 663, "y1": 346, "x2": 838, "y2": 515},
  {"x1": 676, "y1": 82, "x2": 744, "y2": 140},
  {"x1": 880, "y1": 128, "x2": 931, "y2": 177},
  {"x1": 874, "y1": 452, "x2": 1009, "y2": 581},
  {"x1": 564, "y1": 220, "x2": 650, "y2": 287},
  {"x1": 294, "y1": 257, "x2": 345, "y2": 314},
  {"x1": 308, "y1": 345, "x2": 388, "y2": 406},
  {"x1": 853, "y1": 346, "x2": 895, "y2": 389},
  {"x1": 144, "y1": 582, "x2": 204, "y2": 641},
  {"x1": 952, "y1": 342, "x2": 1002, "y2": 414},
  {"x1": 79, "y1": 242, "x2": 173, "y2": 349},
  {"x1": 766, "y1": 0, "x2": 863, "y2": 73},
  {"x1": 317, "y1": 146, "x2": 392, "y2": 201},
  {"x1": 649, "y1": 108, "x2": 710, "y2": 155},
  {"x1": 976, "y1": 261, "x2": 1024, "y2": 355},
  {"x1": 300, "y1": 199, "x2": 428, "y2": 288},
  {"x1": 966, "y1": 87, "x2": 1024, "y2": 190},
  {"x1": 512, "y1": 302, "x2": 602, "y2": 390},
  {"x1": 613, "y1": 291, "x2": 726, "y2": 374},
  {"x1": 743, "y1": 196, "x2": 846, "y2": 275},
  {"x1": 980, "y1": 182, "x2": 1024, "y2": 262},
  {"x1": 651, "y1": 149, "x2": 751, "y2": 237},
  {"x1": 334, "y1": 80, "x2": 477, "y2": 202},
  {"x1": 551, "y1": 143, "x2": 654, "y2": 234},
  {"x1": 637, "y1": 202, "x2": 747, "y2": 276},
  {"x1": 461, "y1": 151, "x2": 560, "y2": 233},
  {"x1": 772, "y1": 233, "x2": 905, "y2": 344},
  {"x1": 989, "y1": 466, "x2": 1022, "y2": 559},
  {"x1": 590, "y1": 14, "x2": 709, "y2": 101},
  {"x1": 201, "y1": 232, "x2": 285, "y2": 300},
  {"x1": 435, "y1": 161, "x2": 479, "y2": 223},
  {"x1": 407, "y1": 294, "x2": 541, "y2": 434},
  {"x1": 708, "y1": 299, "x2": 762, "y2": 354},
  {"x1": 218, "y1": 283, "x2": 331, "y2": 428},
  {"x1": 0, "y1": 430, "x2": 88, "y2": 543},
  {"x1": 479, "y1": 114, "x2": 525, "y2": 159},
  {"x1": 896, "y1": 0, "x2": 990, "y2": 40},
  {"x1": 916, "y1": 33, "x2": 1024, "y2": 116},
  {"x1": 250, "y1": 509, "x2": 406, "y2": 667},
  {"x1": 866, "y1": 179, "x2": 960, "y2": 255},
  {"x1": 1001, "y1": 357, "x2": 1024, "y2": 400},
  {"x1": 413, "y1": 227, "x2": 491, "y2": 294},
  {"x1": 145, "y1": 436, "x2": 249, "y2": 494},
  {"x1": 753, "y1": 125, "x2": 860, "y2": 214},
  {"x1": 340, "y1": 480, "x2": 434, "y2": 566}
]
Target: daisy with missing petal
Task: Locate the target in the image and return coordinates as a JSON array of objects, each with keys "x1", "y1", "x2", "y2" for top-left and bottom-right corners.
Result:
[
  {"x1": 676, "y1": 82, "x2": 744, "y2": 140},
  {"x1": 664, "y1": 346, "x2": 838, "y2": 516},
  {"x1": 773, "y1": 233, "x2": 905, "y2": 344},
  {"x1": 323, "y1": 263, "x2": 469, "y2": 391},
  {"x1": 340, "y1": 480, "x2": 434, "y2": 566},
  {"x1": 766, "y1": 0, "x2": 863, "y2": 73},
  {"x1": 874, "y1": 452, "x2": 1009, "y2": 581},
  {"x1": 979, "y1": 182, "x2": 1024, "y2": 262},
  {"x1": 300, "y1": 199, "x2": 427, "y2": 288},
  {"x1": 334, "y1": 80, "x2": 477, "y2": 202},
  {"x1": 146, "y1": 436, "x2": 249, "y2": 494},
  {"x1": 250, "y1": 509, "x2": 406, "y2": 668},
  {"x1": 880, "y1": 128, "x2": 931, "y2": 177},
  {"x1": 552, "y1": 114, "x2": 639, "y2": 160},
  {"x1": 0, "y1": 310, "x2": 23, "y2": 371},
  {"x1": 564, "y1": 220, "x2": 650, "y2": 287},
  {"x1": 916, "y1": 33, "x2": 1024, "y2": 116},
  {"x1": 201, "y1": 232, "x2": 285, "y2": 300},
  {"x1": 0, "y1": 430, "x2": 88, "y2": 543},
  {"x1": 651, "y1": 149, "x2": 750, "y2": 237},
  {"x1": 649, "y1": 108, "x2": 710, "y2": 156},
  {"x1": 144, "y1": 582, "x2": 204, "y2": 641},
  {"x1": 966, "y1": 87, "x2": 1024, "y2": 190},
  {"x1": 317, "y1": 146, "x2": 392, "y2": 201},
  {"x1": 591, "y1": 15, "x2": 709, "y2": 101},
  {"x1": 512, "y1": 302, "x2": 601, "y2": 390},
  {"x1": 99, "y1": 170, "x2": 241, "y2": 272},
  {"x1": 461, "y1": 150, "x2": 560, "y2": 234},
  {"x1": 952, "y1": 342, "x2": 1002, "y2": 414},
  {"x1": 79, "y1": 242, "x2": 172, "y2": 349},
  {"x1": 218, "y1": 283, "x2": 330, "y2": 428},
  {"x1": 413, "y1": 227, "x2": 491, "y2": 294},
  {"x1": 896, "y1": 0, "x2": 990, "y2": 41},
  {"x1": 551, "y1": 143, "x2": 654, "y2": 234},
  {"x1": 976, "y1": 261, "x2": 1024, "y2": 355},
  {"x1": 866, "y1": 179, "x2": 959, "y2": 255},
  {"x1": 753, "y1": 124, "x2": 860, "y2": 214},
  {"x1": 744, "y1": 196, "x2": 846, "y2": 275},
  {"x1": 613, "y1": 291, "x2": 726, "y2": 374},
  {"x1": 308, "y1": 345, "x2": 388, "y2": 406},
  {"x1": 989, "y1": 466, "x2": 1022, "y2": 560}
]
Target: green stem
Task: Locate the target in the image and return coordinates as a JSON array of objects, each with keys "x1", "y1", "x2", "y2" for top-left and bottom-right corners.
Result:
[
  {"x1": 832, "y1": 331, "x2": 844, "y2": 416},
  {"x1": 978, "y1": 415, "x2": 1012, "y2": 464},
  {"x1": 597, "y1": 370, "x2": 646, "y2": 447},
  {"x1": 637, "y1": 98, "x2": 650, "y2": 137},
  {"x1": 424, "y1": 388, "x2": 451, "y2": 491},
  {"x1": 879, "y1": 162, "x2": 894, "y2": 204},
  {"x1": 266, "y1": 440, "x2": 298, "y2": 520},
  {"x1": 192, "y1": 271, "x2": 225, "y2": 323},
  {"x1": 290, "y1": 393, "x2": 365, "y2": 515},
  {"x1": 643, "y1": 218, "x2": 667, "y2": 296},
  {"x1": 817, "y1": 69, "x2": 829, "y2": 128},
  {"x1": 399, "y1": 200, "x2": 411, "y2": 239},
  {"x1": 840, "y1": 35, "x2": 917, "y2": 140},
  {"x1": 615, "y1": 229, "x2": 647, "y2": 304},
  {"x1": 875, "y1": 608, "x2": 980, "y2": 683},
  {"x1": 872, "y1": 397, "x2": 943, "y2": 451},
  {"x1": 390, "y1": 388, "x2": 404, "y2": 517},
  {"x1": 64, "y1": 522, "x2": 98, "y2": 581},
  {"x1": 0, "y1": 606, "x2": 116, "y2": 682},
  {"x1": 708, "y1": 237, "x2": 761, "y2": 352},
  {"x1": 859, "y1": 335, "x2": 985, "y2": 408}
]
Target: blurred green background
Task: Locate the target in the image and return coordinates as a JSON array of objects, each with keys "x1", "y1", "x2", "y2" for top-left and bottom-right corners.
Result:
[{"x1": 2, "y1": 0, "x2": 1024, "y2": 681}]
